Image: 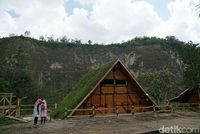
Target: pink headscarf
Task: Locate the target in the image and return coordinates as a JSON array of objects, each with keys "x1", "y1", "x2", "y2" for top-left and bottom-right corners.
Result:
[
  {"x1": 42, "y1": 99, "x2": 47, "y2": 109},
  {"x1": 34, "y1": 98, "x2": 42, "y2": 106}
]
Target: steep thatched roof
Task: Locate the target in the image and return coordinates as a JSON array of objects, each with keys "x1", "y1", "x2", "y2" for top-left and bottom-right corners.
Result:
[{"x1": 52, "y1": 60, "x2": 116, "y2": 118}]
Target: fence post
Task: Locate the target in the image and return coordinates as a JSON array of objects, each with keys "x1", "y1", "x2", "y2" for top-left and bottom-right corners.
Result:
[
  {"x1": 153, "y1": 104, "x2": 157, "y2": 117},
  {"x1": 15, "y1": 98, "x2": 21, "y2": 117},
  {"x1": 115, "y1": 106, "x2": 119, "y2": 117},
  {"x1": 65, "y1": 108, "x2": 68, "y2": 119},
  {"x1": 49, "y1": 110, "x2": 52, "y2": 122},
  {"x1": 131, "y1": 105, "x2": 135, "y2": 117},
  {"x1": 92, "y1": 106, "x2": 96, "y2": 117},
  {"x1": 170, "y1": 104, "x2": 174, "y2": 115}
]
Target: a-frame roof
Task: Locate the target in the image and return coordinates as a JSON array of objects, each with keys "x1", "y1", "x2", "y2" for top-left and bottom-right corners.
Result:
[
  {"x1": 52, "y1": 59, "x2": 156, "y2": 118},
  {"x1": 170, "y1": 88, "x2": 190, "y2": 102},
  {"x1": 170, "y1": 86, "x2": 200, "y2": 102}
]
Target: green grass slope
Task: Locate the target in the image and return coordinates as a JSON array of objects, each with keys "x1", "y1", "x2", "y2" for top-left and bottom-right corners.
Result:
[{"x1": 51, "y1": 60, "x2": 115, "y2": 118}]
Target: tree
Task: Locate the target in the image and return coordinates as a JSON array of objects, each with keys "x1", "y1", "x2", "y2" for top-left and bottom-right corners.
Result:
[
  {"x1": 60, "y1": 36, "x2": 69, "y2": 43},
  {"x1": 39, "y1": 35, "x2": 45, "y2": 41},
  {"x1": 88, "y1": 40, "x2": 92, "y2": 45},
  {"x1": 9, "y1": 33, "x2": 15, "y2": 37},
  {"x1": 137, "y1": 69, "x2": 179, "y2": 103},
  {"x1": 71, "y1": 38, "x2": 82, "y2": 45},
  {"x1": 47, "y1": 35, "x2": 54, "y2": 42},
  {"x1": 24, "y1": 30, "x2": 31, "y2": 37},
  {"x1": 180, "y1": 42, "x2": 200, "y2": 87},
  {"x1": 0, "y1": 78, "x2": 10, "y2": 93}
]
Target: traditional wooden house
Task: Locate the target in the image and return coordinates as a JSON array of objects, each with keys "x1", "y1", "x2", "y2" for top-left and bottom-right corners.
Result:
[
  {"x1": 170, "y1": 86, "x2": 200, "y2": 105},
  {"x1": 53, "y1": 59, "x2": 156, "y2": 118}
]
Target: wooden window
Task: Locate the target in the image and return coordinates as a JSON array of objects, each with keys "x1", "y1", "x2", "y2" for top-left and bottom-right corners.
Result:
[
  {"x1": 116, "y1": 80, "x2": 127, "y2": 85},
  {"x1": 101, "y1": 79, "x2": 127, "y2": 86},
  {"x1": 101, "y1": 79, "x2": 114, "y2": 85}
]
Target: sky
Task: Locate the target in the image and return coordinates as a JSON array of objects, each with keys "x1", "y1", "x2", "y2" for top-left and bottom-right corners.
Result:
[{"x1": 0, "y1": 0, "x2": 200, "y2": 43}]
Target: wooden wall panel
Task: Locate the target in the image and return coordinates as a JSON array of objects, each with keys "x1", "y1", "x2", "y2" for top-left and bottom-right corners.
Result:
[
  {"x1": 105, "y1": 95, "x2": 114, "y2": 107},
  {"x1": 114, "y1": 95, "x2": 127, "y2": 105},
  {"x1": 105, "y1": 70, "x2": 114, "y2": 79},
  {"x1": 188, "y1": 91, "x2": 199, "y2": 103},
  {"x1": 93, "y1": 86, "x2": 100, "y2": 94},
  {"x1": 115, "y1": 68, "x2": 126, "y2": 79},
  {"x1": 102, "y1": 87, "x2": 114, "y2": 94},
  {"x1": 115, "y1": 87, "x2": 128, "y2": 93},
  {"x1": 91, "y1": 95, "x2": 100, "y2": 106}
]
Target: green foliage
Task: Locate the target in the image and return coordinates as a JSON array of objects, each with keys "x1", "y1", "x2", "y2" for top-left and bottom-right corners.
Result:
[
  {"x1": 0, "y1": 67, "x2": 33, "y2": 98},
  {"x1": 180, "y1": 42, "x2": 200, "y2": 87},
  {"x1": 25, "y1": 85, "x2": 62, "y2": 104},
  {"x1": 137, "y1": 69, "x2": 182, "y2": 103},
  {"x1": 164, "y1": 36, "x2": 184, "y2": 53},
  {"x1": 52, "y1": 61, "x2": 115, "y2": 119},
  {"x1": 0, "y1": 117, "x2": 7, "y2": 126},
  {"x1": 0, "y1": 117, "x2": 15, "y2": 126},
  {"x1": 0, "y1": 67, "x2": 62, "y2": 104},
  {"x1": 0, "y1": 78, "x2": 10, "y2": 92}
]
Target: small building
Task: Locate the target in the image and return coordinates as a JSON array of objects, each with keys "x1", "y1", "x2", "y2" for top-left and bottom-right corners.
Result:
[
  {"x1": 53, "y1": 59, "x2": 156, "y2": 118},
  {"x1": 170, "y1": 87, "x2": 200, "y2": 105}
]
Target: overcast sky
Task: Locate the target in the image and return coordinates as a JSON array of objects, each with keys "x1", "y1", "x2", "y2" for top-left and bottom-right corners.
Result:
[{"x1": 0, "y1": 0, "x2": 199, "y2": 43}]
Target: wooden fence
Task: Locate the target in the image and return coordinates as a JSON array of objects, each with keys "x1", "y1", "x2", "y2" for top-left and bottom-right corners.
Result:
[
  {"x1": 0, "y1": 93, "x2": 199, "y2": 119},
  {"x1": 11, "y1": 102, "x2": 200, "y2": 119},
  {"x1": 170, "y1": 103, "x2": 200, "y2": 111},
  {"x1": 64, "y1": 103, "x2": 200, "y2": 118},
  {"x1": 18, "y1": 103, "x2": 57, "y2": 117},
  {"x1": 0, "y1": 93, "x2": 17, "y2": 117},
  {"x1": 64, "y1": 105, "x2": 169, "y2": 118}
]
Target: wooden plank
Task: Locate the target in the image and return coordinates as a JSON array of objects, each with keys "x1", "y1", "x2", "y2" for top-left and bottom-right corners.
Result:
[
  {"x1": 5, "y1": 116, "x2": 29, "y2": 123},
  {"x1": 0, "y1": 95, "x2": 16, "y2": 97},
  {"x1": 0, "y1": 98, "x2": 4, "y2": 104},
  {"x1": 0, "y1": 105, "x2": 16, "y2": 109},
  {"x1": 4, "y1": 97, "x2": 10, "y2": 105}
]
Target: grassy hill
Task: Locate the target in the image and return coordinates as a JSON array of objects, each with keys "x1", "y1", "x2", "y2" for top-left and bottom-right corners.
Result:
[{"x1": 0, "y1": 36, "x2": 185, "y2": 103}]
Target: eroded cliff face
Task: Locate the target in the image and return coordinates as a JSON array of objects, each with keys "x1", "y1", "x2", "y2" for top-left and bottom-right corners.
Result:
[{"x1": 0, "y1": 37, "x2": 183, "y2": 95}]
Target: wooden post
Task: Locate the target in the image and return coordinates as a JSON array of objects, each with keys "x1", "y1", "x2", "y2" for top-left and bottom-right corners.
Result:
[
  {"x1": 3, "y1": 97, "x2": 5, "y2": 114},
  {"x1": 92, "y1": 106, "x2": 95, "y2": 117},
  {"x1": 115, "y1": 106, "x2": 119, "y2": 117},
  {"x1": 9, "y1": 94, "x2": 12, "y2": 108},
  {"x1": 15, "y1": 98, "x2": 21, "y2": 117},
  {"x1": 170, "y1": 104, "x2": 174, "y2": 114},
  {"x1": 49, "y1": 110, "x2": 52, "y2": 122},
  {"x1": 153, "y1": 104, "x2": 157, "y2": 117},
  {"x1": 65, "y1": 108, "x2": 68, "y2": 119},
  {"x1": 131, "y1": 105, "x2": 135, "y2": 117}
]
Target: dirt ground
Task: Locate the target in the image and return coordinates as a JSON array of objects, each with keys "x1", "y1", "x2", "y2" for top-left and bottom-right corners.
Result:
[{"x1": 0, "y1": 111, "x2": 200, "y2": 134}]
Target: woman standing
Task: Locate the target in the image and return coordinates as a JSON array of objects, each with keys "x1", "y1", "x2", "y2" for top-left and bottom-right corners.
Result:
[
  {"x1": 40, "y1": 99, "x2": 47, "y2": 124},
  {"x1": 33, "y1": 98, "x2": 42, "y2": 125}
]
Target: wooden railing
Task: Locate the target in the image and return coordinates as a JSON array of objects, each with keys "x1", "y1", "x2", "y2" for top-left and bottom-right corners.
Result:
[
  {"x1": 19, "y1": 103, "x2": 58, "y2": 116},
  {"x1": 64, "y1": 104, "x2": 160, "y2": 118},
  {"x1": 170, "y1": 103, "x2": 200, "y2": 111},
  {"x1": 64, "y1": 103, "x2": 200, "y2": 119}
]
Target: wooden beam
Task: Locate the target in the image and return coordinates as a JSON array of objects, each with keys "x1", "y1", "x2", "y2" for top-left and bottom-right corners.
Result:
[
  {"x1": 0, "y1": 106, "x2": 16, "y2": 109},
  {"x1": 5, "y1": 116, "x2": 28, "y2": 123}
]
